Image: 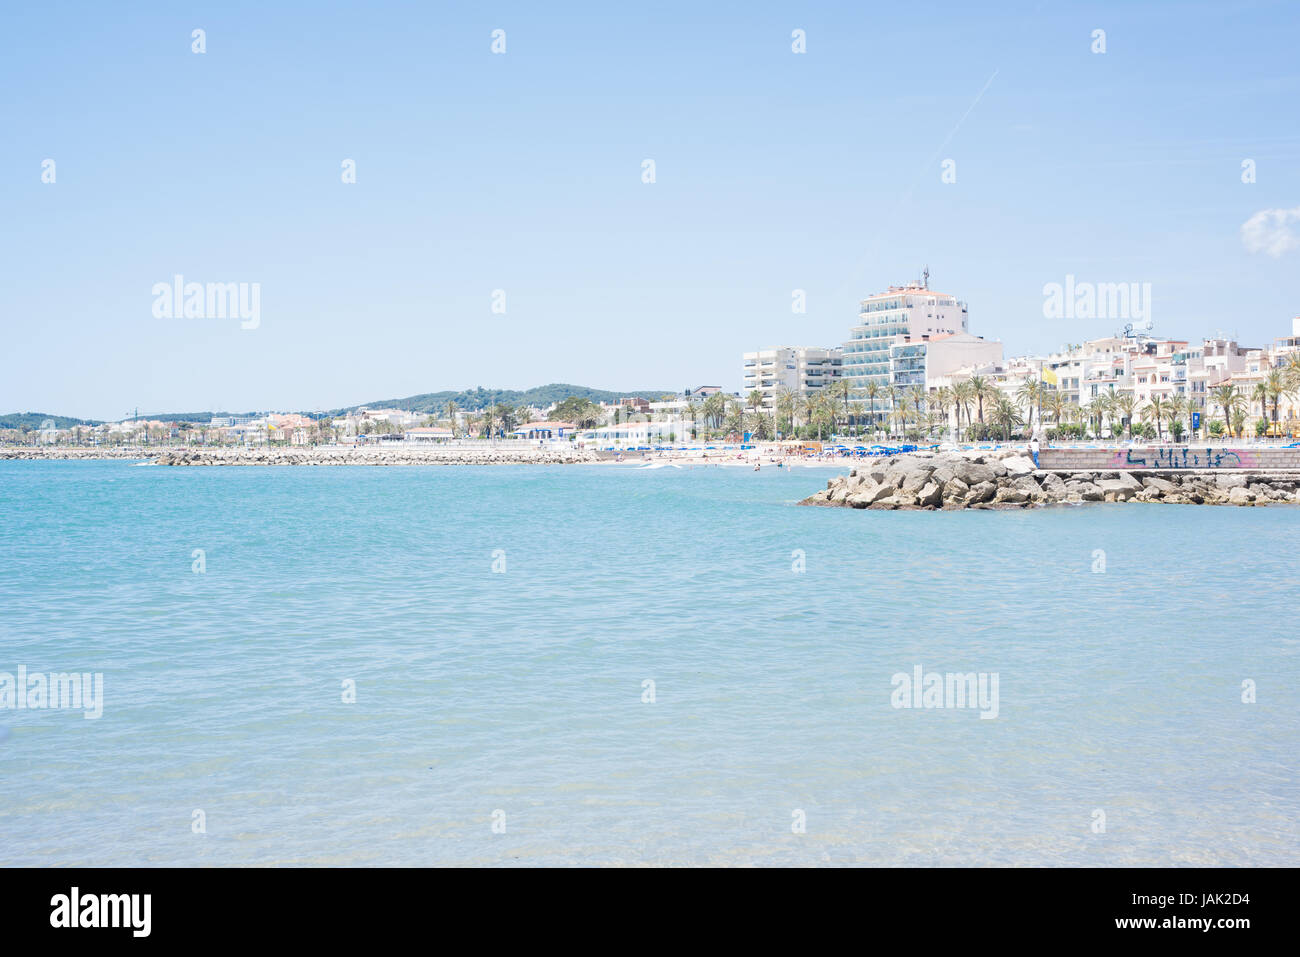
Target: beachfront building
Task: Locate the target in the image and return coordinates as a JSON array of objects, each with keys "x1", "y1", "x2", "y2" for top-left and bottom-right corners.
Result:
[
  {"x1": 842, "y1": 277, "x2": 970, "y2": 405},
  {"x1": 509, "y1": 421, "x2": 576, "y2": 439},
  {"x1": 889, "y1": 332, "x2": 1002, "y2": 393},
  {"x1": 403, "y1": 426, "x2": 454, "y2": 443},
  {"x1": 741, "y1": 346, "x2": 842, "y2": 410},
  {"x1": 574, "y1": 418, "x2": 692, "y2": 448}
]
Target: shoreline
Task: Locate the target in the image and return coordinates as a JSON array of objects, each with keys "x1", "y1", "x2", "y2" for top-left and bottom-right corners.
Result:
[{"x1": 0, "y1": 445, "x2": 855, "y2": 468}]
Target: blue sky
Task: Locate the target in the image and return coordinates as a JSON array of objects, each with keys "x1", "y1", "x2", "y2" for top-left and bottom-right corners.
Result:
[{"x1": 3, "y1": 0, "x2": 1298, "y2": 419}]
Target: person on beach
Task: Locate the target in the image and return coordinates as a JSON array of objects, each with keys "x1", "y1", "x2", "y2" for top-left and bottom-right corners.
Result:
[{"x1": 1029, "y1": 435, "x2": 1040, "y2": 468}]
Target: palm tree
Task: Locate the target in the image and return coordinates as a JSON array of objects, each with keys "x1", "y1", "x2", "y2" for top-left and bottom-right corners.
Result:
[
  {"x1": 951, "y1": 380, "x2": 974, "y2": 438},
  {"x1": 829, "y1": 378, "x2": 854, "y2": 433},
  {"x1": 701, "y1": 392, "x2": 728, "y2": 437},
  {"x1": 1113, "y1": 392, "x2": 1137, "y2": 439},
  {"x1": 908, "y1": 385, "x2": 926, "y2": 436},
  {"x1": 1142, "y1": 395, "x2": 1169, "y2": 440},
  {"x1": 1252, "y1": 381, "x2": 1270, "y2": 430},
  {"x1": 1016, "y1": 378, "x2": 1042, "y2": 434},
  {"x1": 1211, "y1": 384, "x2": 1243, "y2": 438},
  {"x1": 1265, "y1": 368, "x2": 1292, "y2": 428},
  {"x1": 931, "y1": 386, "x2": 954, "y2": 437},
  {"x1": 1165, "y1": 394, "x2": 1189, "y2": 440},
  {"x1": 774, "y1": 387, "x2": 796, "y2": 437},
  {"x1": 990, "y1": 395, "x2": 1023, "y2": 441},
  {"x1": 969, "y1": 375, "x2": 991, "y2": 426},
  {"x1": 1047, "y1": 390, "x2": 1068, "y2": 432},
  {"x1": 863, "y1": 380, "x2": 882, "y2": 434}
]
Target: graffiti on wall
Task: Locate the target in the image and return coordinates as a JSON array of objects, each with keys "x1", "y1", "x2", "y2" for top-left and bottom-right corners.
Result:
[{"x1": 1105, "y1": 448, "x2": 1259, "y2": 469}]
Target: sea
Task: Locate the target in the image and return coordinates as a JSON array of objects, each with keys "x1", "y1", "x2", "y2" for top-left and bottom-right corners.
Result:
[{"x1": 1, "y1": 460, "x2": 1297, "y2": 866}]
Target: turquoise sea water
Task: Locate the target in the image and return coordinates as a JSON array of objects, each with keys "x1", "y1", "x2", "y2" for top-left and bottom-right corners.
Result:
[{"x1": 0, "y1": 460, "x2": 1297, "y2": 866}]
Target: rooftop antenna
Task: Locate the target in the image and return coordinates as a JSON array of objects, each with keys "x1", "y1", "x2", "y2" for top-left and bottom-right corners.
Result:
[{"x1": 922, "y1": 265, "x2": 930, "y2": 290}]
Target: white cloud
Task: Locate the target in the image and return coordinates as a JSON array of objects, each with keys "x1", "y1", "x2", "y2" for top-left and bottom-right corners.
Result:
[{"x1": 1240, "y1": 205, "x2": 1300, "y2": 257}]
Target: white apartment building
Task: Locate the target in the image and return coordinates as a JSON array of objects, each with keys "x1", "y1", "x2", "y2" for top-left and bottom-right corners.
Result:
[
  {"x1": 741, "y1": 346, "x2": 842, "y2": 409},
  {"x1": 889, "y1": 332, "x2": 1003, "y2": 393},
  {"x1": 843, "y1": 277, "x2": 970, "y2": 402}
]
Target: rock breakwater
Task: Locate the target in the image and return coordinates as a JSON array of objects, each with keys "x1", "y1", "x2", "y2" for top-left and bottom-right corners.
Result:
[{"x1": 801, "y1": 449, "x2": 1300, "y2": 509}]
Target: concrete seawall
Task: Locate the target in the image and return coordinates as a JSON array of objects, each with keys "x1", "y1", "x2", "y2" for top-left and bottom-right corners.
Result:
[{"x1": 1039, "y1": 446, "x2": 1300, "y2": 471}]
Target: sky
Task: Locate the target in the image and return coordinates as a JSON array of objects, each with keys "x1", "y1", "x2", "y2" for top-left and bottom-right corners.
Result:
[{"x1": 2, "y1": 0, "x2": 1298, "y2": 420}]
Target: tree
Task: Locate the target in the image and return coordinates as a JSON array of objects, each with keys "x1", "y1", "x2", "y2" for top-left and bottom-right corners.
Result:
[
  {"x1": 908, "y1": 385, "x2": 926, "y2": 436},
  {"x1": 1211, "y1": 384, "x2": 1243, "y2": 438},
  {"x1": 774, "y1": 388, "x2": 796, "y2": 437},
  {"x1": 1113, "y1": 392, "x2": 1137, "y2": 439},
  {"x1": 1046, "y1": 390, "x2": 1067, "y2": 431},
  {"x1": 864, "y1": 380, "x2": 883, "y2": 434},
  {"x1": 1231, "y1": 405, "x2": 1248, "y2": 438},
  {"x1": 970, "y1": 375, "x2": 996, "y2": 425},
  {"x1": 951, "y1": 380, "x2": 974, "y2": 437},
  {"x1": 1265, "y1": 368, "x2": 1293, "y2": 427},
  {"x1": 1252, "y1": 381, "x2": 1270, "y2": 430},
  {"x1": 1016, "y1": 378, "x2": 1042, "y2": 434},
  {"x1": 1165, "y1": 395, "x2": 1189, "y2": 441},
  {"x1": 830, "y1": 378, "x2": 854, "y2": 433},
  {"x1": 930, "y1": 386, "x2": 954, "y2": 437},
  {"x1": 990, "y1": 395, "x2": 1023, "y2": 441},
  {"x1": 701, "y1": 392, "x2": 729, "y2": 437},
  {"x1": 551, "y1": 396, "x2": 602, "y2": 428},
  {"x1": 1141, "y1": 395, "x2": 1168, "y2": 440}
]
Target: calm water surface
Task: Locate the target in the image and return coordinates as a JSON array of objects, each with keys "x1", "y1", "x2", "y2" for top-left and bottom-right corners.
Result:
[{"x1": 0, "y1": 460, "x2": 1296, "y2": 865}]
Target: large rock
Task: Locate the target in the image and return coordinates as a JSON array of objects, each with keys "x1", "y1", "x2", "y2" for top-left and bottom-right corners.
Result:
[
  {"x1": 1227, "y1": 486, "x2": 1255, "y2": 505},
  {"x1": 965, "y1": 481, "x2": 997, "y2": 504},
  {"x1": 1097, "y1": 479, "x2": 1137, "y2": 501},
  {"x1": 1142, "y1": 476, "x2": 1181, "y2": 495},
  {"x1": 1111, "y1": 471, "x2": 1143, "y2": 490},
  {"x1": 901, "y1": 467, "x2": 935, "y2": 494},
  {"x1": 848, "y1": 483, "x2": 894, "y2": 508},
  {"x1": 1067, "y1": 481, "x2": 1105, "y2": 502},
  {"x1": 917, "y1": 480, "x2": 944, "y2": 507},
  {"x1": 1002, "y1": 454, "x2": 1037, "y2": 477},
  {"x1": 953, "y1": 460, "x2": 997, "y2": 486}
]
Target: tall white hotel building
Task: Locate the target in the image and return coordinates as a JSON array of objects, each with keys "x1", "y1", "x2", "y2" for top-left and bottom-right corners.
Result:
[{"x1": 841, "y1": 278, "x2": 971, "y2": 403}]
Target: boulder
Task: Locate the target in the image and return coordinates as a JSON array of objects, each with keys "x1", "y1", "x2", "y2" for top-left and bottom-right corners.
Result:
[
  {"x1": 1227, "y1": 486, "x2": 1255, "y2": 506},
  {"x1": 953, "y1": 460, "x2": 997, "y2": 486},
  {"x1": 917, "y1": 481, "x2": 944, "y2": 507},
  {"x1": 944, "y1": 477, "x2": 970, "y2": 499},
  {"x1": 1142, "y1": 476, "x2": 1181, "y2": 495},
  {"x1": 901, "y1": 467, "x2": 935, "y2": 494},
  {"x1": 1097, "y1": 479, "x2": 1137, "y2": 501},
  {"x1": 1067, "y1": 481, "x2": 1104, "y2": 502},
  {"x1": 1002, "y1": 454, "x2": 1037, "y2": 477},
  {"x1": 965, "y1": 481, "x2": 997, "y2": 504},
  {"x1": 848, "y1": 483, "x2": 894, "y2": 508},
  {"x1": 1111, "y1": 471, "x2": 1143, "y2": 490}
]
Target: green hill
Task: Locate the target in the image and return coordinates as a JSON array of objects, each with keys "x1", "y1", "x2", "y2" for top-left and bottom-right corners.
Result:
[
  {"x1": 0, "y1": 412, "x2": 102, "y2": 430},
  {"x1": 326, "y1": 383, "x2": 675, "y2": 416}
]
